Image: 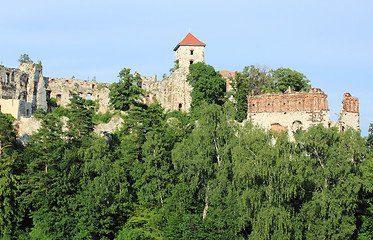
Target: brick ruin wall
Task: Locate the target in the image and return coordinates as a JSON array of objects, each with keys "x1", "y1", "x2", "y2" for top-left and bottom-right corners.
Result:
[
  {"x1": 247, "y1": 88, "x2": 330, "y2": 132},
  {"x1": 339, "y1": 93, "x2": 359, "y2": 130},
  {"x1": 219, "y1": 70, "x2": 238, "y2": 92},
  {"x1": 246, "y1": 88, "x2": 359, "y2": 133}
]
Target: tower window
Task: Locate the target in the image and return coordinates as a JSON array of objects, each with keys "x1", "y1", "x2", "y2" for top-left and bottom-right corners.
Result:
[
  {"x1": 178, "y1": 103, "x2": 183, "y2": 111},
  {"x1": 190, "y1": 50, "x2": 194, "y2": 55},
  {"x1": 189, "y1": 60, "x2": 194, "y2": 65}
]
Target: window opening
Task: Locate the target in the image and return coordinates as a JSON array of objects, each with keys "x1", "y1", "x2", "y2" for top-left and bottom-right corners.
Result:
[
  {"x1": 87, "y1": 93, "x2": 92, "y2": 100},
  {"x1": 190, "y1": 50, "x2": 194, "y2": 55},
  {"x1": 6, "y1": 73, "x2": 10, "y2": 84},
  {"x1": 178, "y1": 103, "x2": 182, "y2": 111},
  {"x1": 189, "y1": 60, "x2": 194, "y2": 65}
]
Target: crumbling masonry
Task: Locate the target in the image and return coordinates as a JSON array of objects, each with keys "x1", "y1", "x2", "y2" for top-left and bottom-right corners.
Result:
[{"x1": 0, "y1": 33, "x2": 359, "y2": 135}]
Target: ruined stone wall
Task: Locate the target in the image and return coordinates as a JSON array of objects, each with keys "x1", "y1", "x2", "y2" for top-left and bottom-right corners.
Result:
[
  {"x1": 247, "y1": 88, "x2": 330, "y2": 132},
  {"x1": 141, "y1": 44, "x2": 204, "y2": 112},
  {"x1": 248, "y1": 110, "x2": 330, "y2": 131},
  {"x1": 141, "y1": 68, "x2": 192, "y2": 111},
  {"x1": 339, "y1": 93, "x2": 359, "y2": 130},
  {"x1": 18, "y1": 63, "x2": 47, "y2": 111},
  {"x1": 0, "y1": 99, "x2": 32, "y2": 119},
  {"x1": 219, "y1": 70, "x2": 238, "y2": 92},
  {"x1": 45, "y1": 78, "x2": 110, "y2": 113},
  {"x1": 0, "y1": 63, "x2": 46, "y2": 119}
]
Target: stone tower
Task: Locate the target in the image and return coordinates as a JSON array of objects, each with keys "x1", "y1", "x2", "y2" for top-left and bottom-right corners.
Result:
[{"x1": 174, "y1": 33, "x2": 206, "y2": 70}]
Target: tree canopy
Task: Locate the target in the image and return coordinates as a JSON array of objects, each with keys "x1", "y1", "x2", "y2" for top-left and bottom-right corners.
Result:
[
  {"x1": 1, "y1": 66, "x2": 371, "y2": 239},
  {"x1": 187, "y1": 62, "x2": 226, "y2": 111},
  {"x1": 18, "y1": 54, "x2": 33, "y2": 64},
  {"x1": 269, "y1": 67, "x2": 311, "y2": 93},
  {"x1": 109, "y1": 68, "x2": 145, "y2": 111}
]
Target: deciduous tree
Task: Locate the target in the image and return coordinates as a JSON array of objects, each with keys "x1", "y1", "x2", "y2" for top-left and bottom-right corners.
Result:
[{"x1": 187, "y1": 62, "x2": 226, "y2": 110}]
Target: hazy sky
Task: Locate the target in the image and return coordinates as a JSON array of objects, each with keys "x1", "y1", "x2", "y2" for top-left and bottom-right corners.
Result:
[{"x1": 1, "y1": 0, "x2": 372, "y2": 136}]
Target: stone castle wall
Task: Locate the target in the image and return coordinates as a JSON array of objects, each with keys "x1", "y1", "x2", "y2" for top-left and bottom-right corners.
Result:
[
  {"x1": 45, "y1": 77, "x2": 110, "y2": 112},
  {"x1": 247, "y1": 88, "x2": 330, "y2": 132},
  {"x1": 141, "y1": 68, "x2": 193, "y2": 112},
  {"x1": 0, "y1": 63, "x2": 46, "y2": 119},
  {"x1": 141, "y1": 43, "x2": 204, "y2": 112}
]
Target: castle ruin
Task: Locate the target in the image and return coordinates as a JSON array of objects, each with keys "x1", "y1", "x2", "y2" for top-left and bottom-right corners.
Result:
[{"x1": 0, "y1": 33, "x2": 360, "y2": 135}]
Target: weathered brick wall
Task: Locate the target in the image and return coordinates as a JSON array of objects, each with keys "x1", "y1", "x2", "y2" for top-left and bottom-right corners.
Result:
[
  {"x1": 339, "y1": 92, "x2": 359, "y2": 130},
  {"x1": 248, "y1": 88, "x2": 328, "y2": 113},
  {"x1": 219, "y1": 70, "x2": 238, "y2": 92},
  {"x1": 341, "y1": 92, "x2": 359, "y2": 113}
]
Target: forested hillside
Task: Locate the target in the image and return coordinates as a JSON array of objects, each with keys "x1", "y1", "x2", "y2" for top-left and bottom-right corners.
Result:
[{"x1": 1, "y1": 67, "x2": 372, "y2": 240}]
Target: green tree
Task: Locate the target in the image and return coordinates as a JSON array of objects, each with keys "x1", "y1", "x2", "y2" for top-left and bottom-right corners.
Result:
[
  {"x1": 367, "y1": 123, "x2": 373, "y2": 151},
  {"x1": 230, "y1": 65, "x2": 273, "y2": 122},
  {"x1": 295, "y1": 126, "x2": 365, "y2": 239},
  {"x1": 269, "y1": 67, "x2": 310, "y2": 93},
  {"x1": 109, "y1": 68, "x2": 145, "y2": 111},
  {"x1": 0, "y1": 113, "x2": 23, "y2": 239},
  {"x1": 171, "y1": 103, "x2": 235, "y2": 215},
  {"x1": 67, "y1": 93, "x2": 95, "y2": 139},
  {"x1": 21, "y1": 110, "x2": 80, "y2": 239},
  {"x1": 72, "y1": 137, "x2": 133, "y2": 239},
  {"x1": 356, "y1": 124, "x2": 373, "y2": 239},
  {"x1": 187, "y1": 62, "x2": 226, "y2": 110},
  {"x1": 18, "y1": 54, "x2": 33, "y2": 64}
]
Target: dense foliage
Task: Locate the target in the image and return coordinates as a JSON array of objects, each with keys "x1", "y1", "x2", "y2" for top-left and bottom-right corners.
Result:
[
  {"x1": 109, "y1": 68, "x2": 144, "y2": 111},
  {"x1": 0, "y1": 68, "x2": 372, "y2": 239},
  {"x1": 230, "y1": 66, "x2": 311, "y2": 122},
  {"x1": 187, "y1": 62, "x2": 226, "y2": 111}
]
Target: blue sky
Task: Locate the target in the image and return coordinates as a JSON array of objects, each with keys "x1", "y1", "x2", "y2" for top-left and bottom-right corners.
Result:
[{"x1": 1, "y1": 0, "x2": 372, "y2": 136}]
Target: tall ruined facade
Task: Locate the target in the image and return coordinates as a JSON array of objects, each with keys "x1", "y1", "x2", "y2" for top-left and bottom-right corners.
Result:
[
  {"x1": 141, "y1": 33, "x2": 205, "y2": 111},
  {"x1": 0, "y1": 62, "x2": 46, "y2": 119}
]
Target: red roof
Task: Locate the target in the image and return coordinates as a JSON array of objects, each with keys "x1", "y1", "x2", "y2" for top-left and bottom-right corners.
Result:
[{"x1": 174, "y1": 33, "x2": 206, "y2": 51}]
